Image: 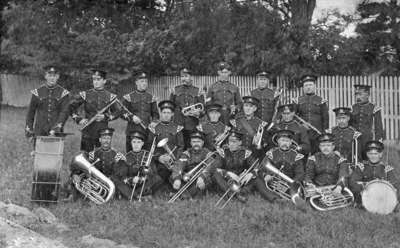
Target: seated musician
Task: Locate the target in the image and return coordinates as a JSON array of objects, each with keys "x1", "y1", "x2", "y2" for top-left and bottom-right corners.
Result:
[
  {"x1": 197, "y1": 103, "x2": 229, "y2": 151},
  {"x1": 348, "y1": 140, "x2": 399, "y2": 205},
  {"x1": 304, "y1": 133, "x2": 348, "y2": 188},
  {"x1": 212, "y1": 130, "x2": 272, "y2": 203},
  {"x1": 171, "y1": 131, "x2": 221, "y2": 198},
  {"x1": 115, "y1": 131, "x2": 163, "y2": 200},
  {"x1": 257, "y1": 129, "x2": 305, "y2": 202}
]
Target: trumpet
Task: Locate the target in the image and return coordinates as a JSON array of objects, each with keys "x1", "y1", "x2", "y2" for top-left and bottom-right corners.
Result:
[
  {"x1": 215, "y1": 158, "x2": 259, "y2": 209},
  {"x1": 182, "y1": 103, "x2": 204, "y2": 117},
  {"x1": 214, "y1": 126, "x2": 231, "y2": 148},
  {"x1": 168, "y1": 151, "x2": 218, "y2": 203},
  {"x1": 293, "y1": 114, "x2": 322, "y2": 135},
  {"x1": 304, "y1": 184, "x2": 354, "y2": 211},
  {"x1": 157, "y1": 138, "x2": 177, "y2": 169},
  {"x1": 252, "y1": 122, "x2": 267, "y2": 149}
]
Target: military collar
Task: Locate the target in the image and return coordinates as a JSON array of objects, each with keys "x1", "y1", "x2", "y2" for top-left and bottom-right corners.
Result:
[
  {"x1": 136, "y1": 90, "x2": 146, "y2": 94},
  {"x1": 321, "y1": 152, "x2": 335, "y2": 158},
  {"x1": 282, "y1": 120, "x2": 294, "y2": 124},
  {"x1": 209, "y1": 120, "x2": 221, "y2": 125},
  {"x1": 94, "y1": 88, "x2": 105, "y2": 92},
  {"x1": 367, "y1": 161, "x2": 383, "y2": 166},
  {"x1": 160, "y1": 121, "x2": 171, "y2": 125},
  {"x1": 100, "y1": 147, "x2": 112, "y2": 152},
  {"x1": 45, "y1": 84, "x2": 58, "y2": 89},
  {"x1": 305, "y1": 93, "x2": 315, "y2": 96},
  {"x1": 338, "y1": 125, "x2": 350, "y2": 130},
  {"x1": 244, "y1": 115, "x2": 255, "y2": 120},
  {"x1": 130, "y1": 150, "x2": 142, "y2": 154},
  {"x1": 190, "y1": 147, "x2": 203, "y2": 153},
  {"x1": 278, "y1": 148, "x2": 291, "y2": 153}
]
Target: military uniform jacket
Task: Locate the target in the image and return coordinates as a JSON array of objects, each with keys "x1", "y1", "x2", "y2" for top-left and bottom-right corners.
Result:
[
  {"x1": 171, "y1": 147, "x2": 220, "y2": 184},
  {"x1": 87, "y1": 148, "x2": 126, "y2": 178},
  {"x1": 219, "y1": 148, "x2": 255, "y2": 175},
  {"x1": 273, "y1": 120, "x2": 311, "y2": 155},
  {"x1": 118, "y1": 150, "x2": 157, "y2": 179},
  {"x1": 67, "y1": 89, "x2": 120, "y2": 138},
  {"x1": 331, "y1": 126, "x2": 360, "y2": 162},
  {"x1": 207, "y1": 81, "x2": 242, "y2": 110},
  {"x1": 148, "y1": 121, "x2": 185, "y2": 160},
  {"x1": 295, "y1": 94, "x2": 329, "y2": 133},
  {"x1": 232, "y1": 115, "x2": 266, "y2": 149},
  {"x1": 350, "y1": 102, "x2": 384, "y2": 141},
  {"x1": 170, "y1": 84, "x2": 203, "y2": 130},
  {"x1": 264, "y1": 147, "x2": 305, "y2": 181},
  {"x1": 305, "y1": 151, "x2": 348, "y2": 186},
  {"x1": 26, "y1": 84, "x2": 70, "y2": 135},
  {"x1": 197, "y1": 120, "x2": 227, "y2": 150},
  {"x1": 251, "y1": 87, "x2": 276, "y2": 123},
  {"x1": 121, "y1": 90, "x2": 159, "y2": 134}
]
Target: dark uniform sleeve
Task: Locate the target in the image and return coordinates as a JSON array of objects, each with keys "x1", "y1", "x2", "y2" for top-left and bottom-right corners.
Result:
[
  {"x1": 104, "y1": 97, "x2": 122, "y2": 121},
  {"x1": 299, "y1": 128, "x2": 311, "y2": 155},
  {"x1": 338, "y1": 159, "x2": 349, "y2": 180},
  {"x1": 114, "y1": 159, "x2": 129, "y2": 179},
  {"x1": 171, "y1": 151, "x2": 189, "y2": 180},
  {"x1": 234, "y1": 86, "x2": 242, "y2": 110},
  {"x1": 54, "y1": 92, "x2": 71, "y2": 130},
  {"x1": 151, "y1": 99, "x2": 159, "y2": 120},
  {"x1": 175, "y1": 129, "x2": 185, "y2": 157},
  {"x1": 321, "y1": 101, "x2": 329, "y2": 130},
  {"x1": 386, "y1": 167, "x2": 399, "y2": 195},
  {"x1": 200, "y1": 152, "x2": 221, "y2": 186},
  {"x1": 120, "y1": 97, "x2": 133, "y2": 121},
  {"x1": 304, "y1": 156, "x2": 316, "y2": 183},
  {"x1": 68, "y1": 93, "x2": 85, "y2": 124},
  {"x1": 293, "y1": 158, "x2": 305, "y2": 182},
  {"x1": 348, "y1": 167, "x2": 364, "y2": 193},
  {"x1": 374, "y1": 108, "x2": 384, "y2": 141},
  {"x1": 25, "y1": 94, "x2": 39, "y2": 134}
]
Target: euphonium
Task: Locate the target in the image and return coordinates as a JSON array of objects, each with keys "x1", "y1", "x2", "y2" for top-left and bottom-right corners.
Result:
[
  {"x1": 182, "y1": 103, "x2": 204, "y2": 117},
  {"x1": 304, "y1": 184, "x2": 354, "y2": 211},
  {"x1": 70, "y1": 153, "x2": 115, "y2": 204},
  {"x1": 157, "y1": 138, "x2": 177, "y2": 169}
]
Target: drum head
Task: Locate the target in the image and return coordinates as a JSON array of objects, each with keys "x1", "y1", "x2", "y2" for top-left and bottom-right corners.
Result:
[{"x1": 361, "y1": 180, "x2": 398, "y2": 215}]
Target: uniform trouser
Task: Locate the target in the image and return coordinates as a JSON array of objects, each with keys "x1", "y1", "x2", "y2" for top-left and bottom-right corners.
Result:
[
  {"x1": 111, "y1": 175, "x2": 164, "y2": 200},
  {"x1": 80, "y1": 135, "x2": 100, "y2": 153}
]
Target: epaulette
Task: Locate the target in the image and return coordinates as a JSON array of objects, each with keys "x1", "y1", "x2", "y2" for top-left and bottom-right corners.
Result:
[
  {"x1": 295, "y1": 153, "x2": 304, "y2": 161},
  {"x1": 31, "y1": 89, "x2": 39, "y2": 97},
  {"x1": 321, "y1": 99, "x2": 328, "y2": 104},
  {"x1": 177, "y1": 125, "x2": 184, "y2": 133},
  {"x1": 196, "y1": 124, "x2": 203, "y2": 132},
  {"x1": 338, "y1": 157, "x2": 347, "y2": 164},
  {"x1": 123, "y1": 94, "x2": 131, "y2": 102},
  {"x1": 356, "y1": 162, "x2": 364, "y2": 171},
  {"x1": 61, "y1": 89, "x2": 69, "y2": 98},
  {"x1": 334, "y1": 151, "x2": 342, "y2": 157},
  {"x1": 115, "y1": 152, "x2": 126, "y2": 162},
  {"x1": 88, "y1": 150, "x2": 95, "y2": 161},
  {"x1": 216, "y1": 148, "x2": 225, "y2": 158},
  {"x1": 229, "y1": 119, "x2": 237, "y2": 128},
  {"x1": 79, "y1": 91, "x2": 86, "y2": 100},
  {"x1": 373, "y1": 106, "x2": 382, "y2": 114},
  {"x1": 110, "y1": 93, "x2": 117, "y2": 101},
  {"x1": 205, "y1": 97, "x2": 212, "y2": 103},
  {"x1": 325, "y1": 128, "x2": 332, "y2": 134},
  {"x1": 244, "y1": 149, "x2": 252, "y2": 159},
  {"x1": 148, "y1": 121, "x2": 159, "y2": 134},
  {"x1": 308, "y1": 155, "x2": 316, "y2": 162},
  {"x1": 385, "y1": 165, "x2": 394, "y2": 173},
  {"x1": 266, "y1": 149, "x2": 274, "y2": 160},
  {"x1": 353, "y1": 130, "x2": 362, "y2": 139}
]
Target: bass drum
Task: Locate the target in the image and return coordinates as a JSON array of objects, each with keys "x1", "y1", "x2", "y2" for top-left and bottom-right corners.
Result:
[{"x1": 361, "y1": 179, "x2": 398, "y2": 215}]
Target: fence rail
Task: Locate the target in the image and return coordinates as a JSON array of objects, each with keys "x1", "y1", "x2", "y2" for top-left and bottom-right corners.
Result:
[{"x1": 2, "y1": 74, "x2": 400, "y2": 140}]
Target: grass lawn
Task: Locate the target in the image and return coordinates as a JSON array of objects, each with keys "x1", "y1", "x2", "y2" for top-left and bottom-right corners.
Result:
[{"x1": 0, "y1": 106, "x2": 400, "y2": 248}]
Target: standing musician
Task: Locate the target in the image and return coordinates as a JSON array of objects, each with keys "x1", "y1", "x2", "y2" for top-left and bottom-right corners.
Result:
[
  {"x1": 304, "y1": 133, "x2": 348, "y2": 187},
  {"x1": 148, "y1": 100, "x2": 185, "y2": 184},
  {"x1": 25, "y1": 65, "x2": 70, "y2": 145},
  {"x1": 350, "y1": 85, "x2": 384, "y2": 159},
  {"x1": 231, "y1": 96, "x2": 267, "y2": 150},
  {"x1": 115, "y1": 131, "x2": 163, "y2": 200},
  {"x1": 170, "y1": 68, "x2": 204, "y2": 149},
  {"x1": 121, "y1": 72, "x2": 159, "y2": 152},
  {"x1": 65, "y1": 69, "x2": 120, "y2": 152},
  {"x1": 213, "y1": 130, "x2": 273, "y2": 203},
  {"x1": 171, "y1": 131, "x2": 221, "y2": 198},
  {"x1": 206, "y1": 62, "x2": 242, "y2": 124},
  {"x1": 294, "y1": 75, "x2": 329, "y2": 154},
  {"x1": 251, "y1": 71, "x2": 281, "y2": 123},
  {"x1": 196, "y1": 103, "x2": 229, "y2": 151},
  {"x1": 271, "y1": 104, "x2": 311, "y2": 155},
  {"x1": 329, "y1": 107, "x2": 361, "y2": 162},
  {"x1": 349, "y1": 141, "x2": 399, "y2": 206}
]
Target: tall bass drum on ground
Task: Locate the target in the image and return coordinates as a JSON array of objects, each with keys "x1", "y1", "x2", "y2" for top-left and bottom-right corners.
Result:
[{"x1": 361, "y1": 179, "x2": 398, "y2": 215}]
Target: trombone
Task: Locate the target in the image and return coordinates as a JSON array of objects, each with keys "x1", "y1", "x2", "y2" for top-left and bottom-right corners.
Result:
[
  {"x1": 168, "y1": 151, "x2": 218, "y2": 203},
  {"x1": 215, "y1": 158, "x2": 260, "y2": 209}
]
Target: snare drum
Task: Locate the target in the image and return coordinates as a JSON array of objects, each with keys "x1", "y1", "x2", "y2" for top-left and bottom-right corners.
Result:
[{"x1": 361, "y1": 179, "x2": 398, "y2": 215}]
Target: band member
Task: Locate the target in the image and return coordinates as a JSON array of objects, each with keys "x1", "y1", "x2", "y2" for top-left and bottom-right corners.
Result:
[
  {"x1": 350, "y1": 85, "x2": 384, "y2": 158},
  {"x1": 197, "y1": 103, "x2": 228, "y2": 151},
  {"x1": 148, "y1": 100, "x2": 185, "y2": 184},
  {"x1": 330, "y1": 107, "x2": 361, "y2": 162},
  {"x1": 115, "y1": 131, "x2": 163, "y2": 200},
  {"x1": 231, "y1": 96, "x2": 267, "y2": 149},
  {"x1": 170, "y1": 68, "x2": 204, "y2": 149},
  {"x1": 304, "y1": 133, "x2": 348, "y2": 187},
  {"x1": 294, "y1": 75, "x2": 329, "y2": 154},
  {"x1": 349, "y1": 140, "x2": 399, "y2": 204},
  {"x1": 66, "y1": 69, "x2": 120, "y2": 152},
  {"x1": 121, "y1": 72, "x2": 159, "y2": 152},
  {"x1": 206, "y1": 62, "x2": 242, "y2": 124},
  {"x1": 171, "y1": 131, "x2": 220, "y2": 198},
  {"x1": 213, "y1": 130, "x2": 274, "y2": 203},
  {"x1": 25, "y1": 66, "x2": 70, "y2": 145},
  {"x1": 251, "y1": 71, "x2": 281, "y2": 123},
  {"x1": 271, "y1": 104, "x2": 311, "y2": 155}
]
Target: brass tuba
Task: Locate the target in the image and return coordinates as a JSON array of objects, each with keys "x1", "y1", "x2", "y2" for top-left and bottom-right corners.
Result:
[
  {"x1": 182, "y1": 103, "x2": 204, "y2": 117},
  {"x1": 70, "y1": 153, "x2": 115, "y2": 204},
  {"x1": 304, "y1": 184, "x2": 354, "y2": 211}
]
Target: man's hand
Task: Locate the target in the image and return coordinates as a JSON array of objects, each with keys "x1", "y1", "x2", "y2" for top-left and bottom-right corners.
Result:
[
  {"x1": 240, "y1": 172, "x2": 254, "y2": 185},
  {"x1": 132, "y1": 176, "x2": 140, "y2": 184},
  {"x1": 49, "y1": 130, "x2": 56, "y2": 136},
  {"x1": 196, "y1": 177, "x2": 205, "y2": 190},
  {"x1": 159, "y1": 154, "x2": 172, "y2": 165},
  {"x1": 79, "y1": 118, "x2": 88, "y2": 126},
  {"x1": 131, "y1": 115, "x2": 142, "y2": 124},
  {"x1": 273, "y1": 89, "x2": 282, "y2": 98},
  {"x1": 94, "y1": 113, "x2": 105, "y2": 122},
  {"x1": 25, "y1": 128, "x2": 34, "y2": 138},
  {"x1": 173, "y1": 179, "x2": 181, "y2": 190},
  {"x1": 230, "y1": 105, "x2": 236, "y2": 114}
]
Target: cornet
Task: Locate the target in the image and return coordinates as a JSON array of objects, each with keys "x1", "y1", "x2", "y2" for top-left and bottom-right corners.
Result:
[
  {"x1": 182, "y1": 103, "x2": 204, "y2": 117},
  {"x1": 252, "y1": 122, "x2": 267, "y2": 149},
  {"x1": 157, "y1": 138, "x2": 177, "y2": 169}
]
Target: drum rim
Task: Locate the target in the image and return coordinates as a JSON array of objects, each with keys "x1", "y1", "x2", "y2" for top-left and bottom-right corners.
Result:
[{"x1": 361, "y1": 179, "x2": 398, "y2": 215}]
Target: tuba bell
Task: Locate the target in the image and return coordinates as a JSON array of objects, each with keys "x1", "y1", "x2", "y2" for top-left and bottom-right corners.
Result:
[
  {"x1": 70, "y1": 153, "x2": 115, "y2": 204},
  {"x1": 182, "y1": 103, "x2": 204, "y2": 117}
]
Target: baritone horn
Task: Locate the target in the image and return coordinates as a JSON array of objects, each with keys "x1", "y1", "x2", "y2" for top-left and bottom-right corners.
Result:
[
  {"x1": 304, "y1": 184, "x2": 354, "y2": 211},
  {"x1": 157, "y1": 138, "x2": 177, "y2": 169},
  {"x1": 182, "y1": 103, "x2": 204, "y2": 117},
  {"x1": 70, "y1": 153, "x2": 115, "y2": 204}
]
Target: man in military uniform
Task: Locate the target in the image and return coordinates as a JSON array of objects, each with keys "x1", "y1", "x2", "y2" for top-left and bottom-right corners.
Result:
[
  {"x1": 25, "y1": 65, "x2": 70, "y2": 146},
  {"x1": 170, "y1": 68, "x2": 204, "y2": 148},
  {"x1": 206, "y1": 62, "x2": 242, "y2": 124},
  {"x1": 196, "y1": 103, "x2": 229, "y2": 151},
  {"x1": 148, "y1": 100, "x2": 185, "y2": 184},
  {"x1": 121, "y1": 72, "x2": 159, "y2": 152},
  {"x1": 271, "y1": 104, "x2": 311, "y2": 155},
  {"x1": 251, "y1": 72, "x2": 281, "y2": 123},
  {"x1": 304, "y1": 133, "x2": 348, "y2": 187},
  {"x1": 350, "y1": 85, "x2": 384, "y2": 159},
  {"x1": 330, "y1": 107, "x2": 361, "y2": 162},
  {"x1": 349, "y1": 140, "x2": 399, "y2": 205},
  {"x1": 170, "y1": 131, "x2": 220, "y2": 198},
  {"x1": 294, "y1": 75, "x2": 329, "y2": 154},
  {"x1": 231, "y1": 96, "x2": 267, "y2": 149},
  {"x1": 114, "y1": 131, "x2": 163, "y2": 200},
  {"x1": 65, "y1": 69, "x2": 120, "y2": 152}
]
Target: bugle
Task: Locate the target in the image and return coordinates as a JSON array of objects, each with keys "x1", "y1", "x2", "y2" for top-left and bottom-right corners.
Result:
[{"x1": 80, "y1": 98, "x2": 118, "y2": 131}]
